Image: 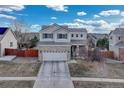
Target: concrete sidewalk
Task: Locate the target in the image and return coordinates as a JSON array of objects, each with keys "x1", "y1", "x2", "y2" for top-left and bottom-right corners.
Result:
[
  {"x1": 0, "y1": 77, "x2": 36, "y2": 80},
  {"x1": 72, "y1": 77, "x2": 124, "y2": 83},
  {"x1": 0, "y1": 56, "x2": 16, "y2": 62}
]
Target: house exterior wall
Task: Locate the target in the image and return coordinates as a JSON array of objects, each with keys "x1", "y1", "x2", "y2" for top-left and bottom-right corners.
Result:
[
  {"x1": 109, "y1": 34, "x2": 116, "y2": 47},
  {"x1": 109, "y1": 34, "x2": 124, "y2": 47},
  {"x1": 113, "y1": 47, "x2": 119, "y2": 59},
  {"x1": 109, "y1": 33, "x2": 124, "y2": 60},
  {"x1": 0, "y1": 30, "x2": 17, "y2": 56}
]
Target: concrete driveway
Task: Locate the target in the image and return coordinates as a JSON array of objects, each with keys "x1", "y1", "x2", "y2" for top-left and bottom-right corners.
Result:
[{"x1": 33, "y1": 61, "x2": 74, "y2": 88}]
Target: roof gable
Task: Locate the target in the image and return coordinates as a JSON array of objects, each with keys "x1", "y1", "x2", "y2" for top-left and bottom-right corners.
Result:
[
  {"x1": 68, "y1": 28, "x2": 87, "y2": 32},
  {"x1": 41, "y1": 23, "x2": 69, "y2": 32},
  {"x1": 0, "y1": 28, "x2": 17, "y2": 42},
  {"x1": 0, "y1": 27, "x2": 8, "y2": 41},
  {"x1": 110, "y1": 28, "x2": 124, "y2": 35},
  {"x1": 41, "y1": 23, "x2": 87, "y2": 33}
]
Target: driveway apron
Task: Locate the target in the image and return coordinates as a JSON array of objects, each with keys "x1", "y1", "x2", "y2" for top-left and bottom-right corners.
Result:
[{"x1": 33, "y1": 61, "x2": 74, "y2": 88}]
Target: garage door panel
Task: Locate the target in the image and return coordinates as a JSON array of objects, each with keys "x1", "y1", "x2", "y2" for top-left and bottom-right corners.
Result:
[{"x1": 43, "y1": 52, "x2": 67, "y2": 61}]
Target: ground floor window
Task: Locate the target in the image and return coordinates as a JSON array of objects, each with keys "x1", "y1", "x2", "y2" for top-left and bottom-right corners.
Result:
[{"x1": 10, "y1": 42, "x2": 13, "y2": 47}]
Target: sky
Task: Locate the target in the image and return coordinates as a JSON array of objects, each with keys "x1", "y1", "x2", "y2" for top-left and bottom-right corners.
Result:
[{"x1": 0, "y1": 5, "x2": 124, "y2": 33}]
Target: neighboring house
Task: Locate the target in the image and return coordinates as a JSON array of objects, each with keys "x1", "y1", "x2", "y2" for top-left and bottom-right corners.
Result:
[
  {"x1": 109, "y1": 28, "x2": 124, "y2": 60},
  {"x1": 38, "y1": 23, "x2": 88, "y2": 61},
  {"x1": 0, "y1": 27, "x2": 17, "y2": 56},
  {"x1": 88, "y1": 33, "x2": 108, "y2": 48}
]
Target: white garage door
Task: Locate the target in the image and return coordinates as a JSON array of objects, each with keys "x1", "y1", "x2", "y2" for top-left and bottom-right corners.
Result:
[{"x1": 42, "y1": 51, "x2": 67, "y2": 61}]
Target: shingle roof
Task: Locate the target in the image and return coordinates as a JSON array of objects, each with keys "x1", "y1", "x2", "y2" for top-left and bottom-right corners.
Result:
[
  {"x1": 110, "y1": 28, "x2": 124, "y2": 35},
  {"x1": 38, "y1": 41, "x2": 70, "y2": 45},
  {"x1": 89, "y1": 33, "x2": 108, "y2": 39},
  {"x1": 68, "y1": 28, "x2": 87, "y2": 32},
  {"x1": 42, "y1": 24, "x2": 62, "y2": 32},
  {"x1": 115, "y1": 41, "x2": 124, "y2": 47},
  {"x1": 0, "y1": 27, "x2": 8, "y2": 41},
  {"x1": 38, "y1": 40, "x2": 87, "y2": 46},
  {"x1": 71, "y1": 40, "x2": 87, "y2": 45},
  {"x1": 42, "y1": 25, "x2": 68, "y2": 30},
  {"x1": 41, "y1": 23, "x2": 87, "y2": 32}
]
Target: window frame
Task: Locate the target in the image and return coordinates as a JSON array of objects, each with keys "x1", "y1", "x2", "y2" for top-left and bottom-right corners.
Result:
[
  {"x1": 76, "y1": 34, "x2": 78, "y2": 37},
  {"x1": 42, "y1": 33, "x2": 53, "y2": 39},
  {"x1": 71, "y1": 34, "x2": 74, "y2": 37},
  {"x1": 57, "y1": 33, "x2": 67, "y2": 39},
  {"x1": 110, "y1": 36, "x2": 112, "y2": 40},
  {"x1": 10, "y1": 42, "x2": 13, "y2": 47},
  {"x1": 80, "y1": 34, "x2": 83, "y2": 37},
  {"x1": 118, "y1": 36, "x2": 121, "y2": 40}
]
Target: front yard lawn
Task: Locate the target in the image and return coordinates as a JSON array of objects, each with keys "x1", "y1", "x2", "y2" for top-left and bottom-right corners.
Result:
[
  {"x1": 0, "y1": 80, "x2": 34, "y2": 88},
  {"x1": 68, "y1": 59, "x2": 124, "y2": 79},
  {"x1": 68, "y1": 62, "x2": 90, "y2": 77},
  {"x1": 0, "y1": 62, "x2": 41, "y2": 77},
  {"x1": 73, "y1": 81, "x2": 124, "y2": 88}
]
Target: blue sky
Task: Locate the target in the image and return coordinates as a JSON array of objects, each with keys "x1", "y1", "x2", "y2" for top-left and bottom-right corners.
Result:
[{"x1": 0, "y1": 5, "x2": 124, "y2": 33}]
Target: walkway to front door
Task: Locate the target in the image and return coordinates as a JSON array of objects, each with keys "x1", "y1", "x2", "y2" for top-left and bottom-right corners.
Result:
[{"x1": 33, "y1": 61, "x2": 74, "y2": 88}]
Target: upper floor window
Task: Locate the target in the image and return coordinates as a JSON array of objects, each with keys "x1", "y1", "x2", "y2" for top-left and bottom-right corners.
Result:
[
  {"x1": 43, "y1": 33, "x2": 53, "y2": 39},
  {"x1": 110, "y1": 36, "x2": 112, "y2": 40},
  {"x1": 10, "y1": 42, "x2": 13, "y2": 47},
  {"x1": 57, "y1": 34, "x2": 67, "y2": 39},
  {"x1": 80, "y1": 34, "x2": 83, "y2": 37},
  {"x1": 71, "y1": 34, "x2": 74, "y2": 37},
  {"x1": 118, "y1": 37, "x2": 121, "y2": 40},
  {"x1": 76, "y1": 34, "x2": 78, "y2": 37}
]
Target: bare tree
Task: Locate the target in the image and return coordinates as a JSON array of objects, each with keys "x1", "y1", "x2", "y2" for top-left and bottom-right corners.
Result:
[
  {"x1": 10, "y1": 19, "x2": 30, "y2": 49},
  {"x1": 87, "y1": 48, "x2": 103, "y2": 62}
]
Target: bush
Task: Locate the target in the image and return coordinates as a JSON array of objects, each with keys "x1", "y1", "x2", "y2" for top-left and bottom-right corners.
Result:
[
  {"x1": 29, "y1": 36, "x2": 39, "y2": 48},
  {"x1": 96, "y1": 38, "x2": 109, "y2": 50}
]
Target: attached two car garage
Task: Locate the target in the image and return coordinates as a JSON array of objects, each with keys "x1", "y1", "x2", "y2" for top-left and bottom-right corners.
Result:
[
  {"x1": 38, "y1": 45, "x2": 70, "y2": 62},
  {"x1": 42, "y1": 51, "x2": 68, "y2": 61}
]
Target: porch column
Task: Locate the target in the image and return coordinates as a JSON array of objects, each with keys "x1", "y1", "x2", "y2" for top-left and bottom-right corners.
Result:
[
  {"x1": 38, "y1": 50, "x2": 42, "y2": 62},
  {"x1": 72, "y1": 46, "x2": 75, "y2": 58},
  {"x1": 85, "y1": 45, "x2": 88, "y2": 50},
  {"x1": 67, "y1": 50, "x2": 71, "y2": 61},
  {"x1": 76, "y1": 45, "x2": 79, "y2": 57}
]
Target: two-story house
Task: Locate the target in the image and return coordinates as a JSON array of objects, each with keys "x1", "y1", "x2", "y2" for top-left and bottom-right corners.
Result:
[
  {"x1": 109, "y1": 28, "x2": 124, "y2": 60},
  {"x1": 38, "y1": 23, "x2": 88, "y2": 62}
]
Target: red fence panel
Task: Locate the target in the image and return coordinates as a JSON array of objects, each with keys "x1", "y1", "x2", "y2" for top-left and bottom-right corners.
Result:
[
  {"x1": 100, "y1": 51, "x2": 114, "y2": 59},
  {"x1": 17, "y1": 50, "x2": 25, "y2": 57},
  {"x1": 25, "y1": 49, "x2": 38, "y2": 57},
  {"x1": 5, "y1": 48, "x2": 17, "y2": 55},
  {"x1": 5, "y1": 48, "x2": 38, "y2": 57}
]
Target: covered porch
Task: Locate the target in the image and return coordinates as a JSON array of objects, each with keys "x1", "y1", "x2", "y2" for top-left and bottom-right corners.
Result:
[{"x1": 71, "y1": 45, "x2": 88, "y2": 59}]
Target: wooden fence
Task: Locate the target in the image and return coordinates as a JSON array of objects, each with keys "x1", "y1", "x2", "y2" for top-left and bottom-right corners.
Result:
[
  {"x1": 5, "y1": 48, "x2": 38, "y2": 57},
  {"x1": 99, "y1": 51, "x2": 114, "y2": 59}
]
